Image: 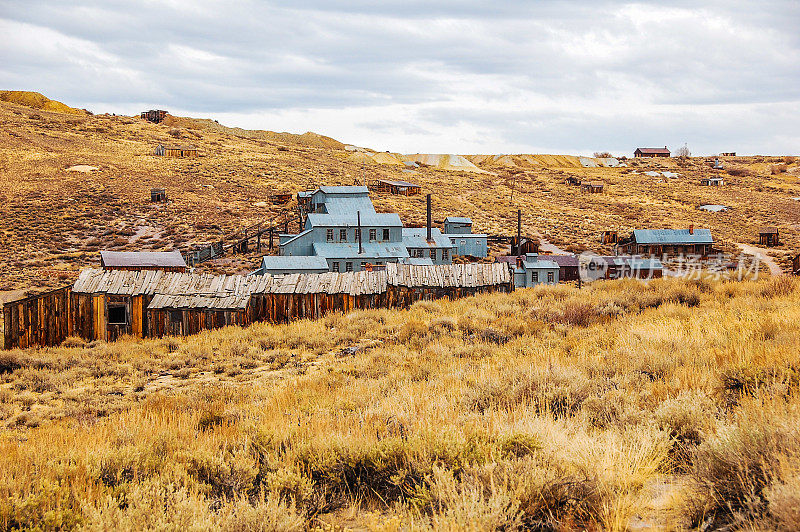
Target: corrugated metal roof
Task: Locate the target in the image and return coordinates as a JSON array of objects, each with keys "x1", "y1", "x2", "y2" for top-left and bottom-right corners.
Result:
[
  {"x1": 317, "y1": 197, "x2": 378, "y2": 215},
  {"x1": 261, "y1": 256, "x2": 329, "y2": 271},
  {"x1": 317, "y1": 186, "x2": 369, "y2": 194},
  {"x1": 444, "y1": 216, "x2": 472, "y2": 224},
  {"x1": 378, "y1": 179, "x2": 420, "y2": 187},
  {"x1": 519, "y1": 259, "x2": 560, "y2": 270},
  {"x1": 306, "y1": 212, "x2": 402, "y2": 227},
  {"x1": 100, "y1": 250, "x2": 187, "y2": 268},
  {"x1": 312, "y1": 241, "x2": 409, "y2": 259},
  {"x1": 759, "y1": 227, "x2": 778, "y2": 234},
  {"x1": 402, "y1": 227, "x2": 456, "y2": 249},
  {"x1": 387, "y1": 262, "x2": 510, "y2": 288},
  {"x1": 632, "y1": 229, "x2": 714, "y2": 245}
]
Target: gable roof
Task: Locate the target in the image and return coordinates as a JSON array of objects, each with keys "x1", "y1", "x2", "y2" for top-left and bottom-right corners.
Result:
[
  {"x1": 100, "y1": 250, "x2": 187, "y2": 269},
  {"x1": 444, "y1": 216, "x2": 472, "y2": 224},
  {"x1": 635, "y1": 147, "x2": 670, "y2": 154},
  {"x1": 632, "y1": 229, "x2": 714, "y2": 245},
  {"x1": 387, "y1": 262, "x2": 510, "y2": 288}
]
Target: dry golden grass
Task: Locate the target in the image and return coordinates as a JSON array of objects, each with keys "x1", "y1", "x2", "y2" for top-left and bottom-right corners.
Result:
[{"x1": 1, "y1": 276, "x2": 799, "y2": 529}]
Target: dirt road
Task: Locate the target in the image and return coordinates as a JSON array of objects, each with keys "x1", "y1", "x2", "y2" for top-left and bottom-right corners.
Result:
[{"x1": 736, "y1": 243, "x2": 784, "y2": 276}]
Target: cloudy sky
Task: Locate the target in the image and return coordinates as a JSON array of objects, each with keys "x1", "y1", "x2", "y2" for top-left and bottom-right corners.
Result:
[{"x1": 1, "y1": 1, "x2": 798, "y2": 155}]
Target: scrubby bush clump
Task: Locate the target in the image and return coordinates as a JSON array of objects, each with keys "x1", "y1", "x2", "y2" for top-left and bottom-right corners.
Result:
[{"x1": 0, "y1": 277, "x2": 799, "y2": 529}]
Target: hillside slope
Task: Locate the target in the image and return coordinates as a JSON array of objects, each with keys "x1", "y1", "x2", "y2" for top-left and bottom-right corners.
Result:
[
  {"x1": 0, "y1": 90, "x2": 85, "y2": 115},
  {"x1": 0, "y1": 95, "x2": 799, "y2": 295}
]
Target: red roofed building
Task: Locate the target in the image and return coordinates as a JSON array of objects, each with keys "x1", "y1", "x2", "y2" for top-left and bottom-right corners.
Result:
[{"x1": 634, "y1": 147, "x2": 670, "y2": 158}]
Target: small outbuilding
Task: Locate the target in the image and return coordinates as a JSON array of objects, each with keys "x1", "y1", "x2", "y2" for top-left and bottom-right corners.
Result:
[
  {"x1": 793, "y1": 254, "x2": 800, "y2": 276},
  {"x1": 759, "y1": 227, "x2": 780, "y2": 247},
  {"x1": 141, "y1": 110, "x2": 168, "y2": 123},
  {"x1": 600, "y1": 230, "x2": 618, "y2": 244},
  {"x1": 154, "y1": 144, "x2": 197, "y2": 157},
  {"x1": 270, "y1": 193, "x2": 293, "y2": 205},
  {"x1": 373, "y1": 179, "x2": 422, "y2": 195},
  {"x1": 151, "y1": 188, "x2": 167, "y2": 202},
  {"x1": 565, "y1": 176, "x2": 581, "y2": 186},
  {"x1": 634, "y1": 147, "x2": 670, "y2": 158},
  {"x1": 100, "y1": 251, "x2": 188, "y2": 273},
  {"x1": 701, "y1": 177, "x2": 724, "y2": 186},
  {"x1": 581, "y1": 181, "x2": 604, "y2": 193}
]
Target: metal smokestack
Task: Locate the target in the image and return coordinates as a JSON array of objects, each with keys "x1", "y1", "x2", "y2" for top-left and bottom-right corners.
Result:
[
  {"x1": 517, "y1": 209, "x2": 522, "y2": 255},
  {"x1": 426, "y1": 194, "x2": 432, "y2": 242},
  {"x1": 357, "y1": 210, "x2": 363, "y2": 254}
]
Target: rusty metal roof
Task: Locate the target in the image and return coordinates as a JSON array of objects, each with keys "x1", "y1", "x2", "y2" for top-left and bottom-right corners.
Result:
[{"x1": 635, "y1": 147, "x2": 670, "y2": 154}]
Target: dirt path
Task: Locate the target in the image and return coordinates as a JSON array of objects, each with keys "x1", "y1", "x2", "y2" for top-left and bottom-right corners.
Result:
[
  {"x1": 534, "y1": 232, "x2": 572, "y2": 255},
  {"x1": 736, "y1": 243, "x2": 784, "y2": 276}
]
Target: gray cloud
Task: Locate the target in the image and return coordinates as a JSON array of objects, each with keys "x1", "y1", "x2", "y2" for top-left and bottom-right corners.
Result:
[{"x1": 1, "y1": 0, "x2": 798, "y2": 154}]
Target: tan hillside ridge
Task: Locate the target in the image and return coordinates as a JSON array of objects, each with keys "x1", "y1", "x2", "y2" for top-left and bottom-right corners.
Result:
[{"x1": 0, "y1": 91, "x2": 798, "y2": 297}]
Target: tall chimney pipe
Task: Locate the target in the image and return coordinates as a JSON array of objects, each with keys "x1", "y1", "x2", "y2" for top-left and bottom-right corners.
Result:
[
  {"x1": 426, "y1": 194, "x2": 432, "y2": 242},
  {"x1": 689, "y1": 224, "x2": 694, "y2": 235},
  {"x1": 517, "y1": 209, "x2": 522, "y2": 255},
  {"x1": 357, "y1": 210, "x2": 363, "y2": 254}
]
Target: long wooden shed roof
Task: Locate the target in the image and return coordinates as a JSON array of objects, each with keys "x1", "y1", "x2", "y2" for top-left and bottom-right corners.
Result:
[{"x1": 386, "y1": 262, "x2": 510, "y2": 288}]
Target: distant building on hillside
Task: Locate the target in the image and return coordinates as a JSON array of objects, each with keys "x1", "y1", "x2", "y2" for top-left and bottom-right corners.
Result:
[
  {"x1": 372, "y1": 179, "x2": 422, "y2": 196},
  {"x1": 616, "y1": 227, "x2": 714, "y2": 257},
  {"x1": 758, "y1": 227, "x2": 780, "y2": 247},
  {"x1": 581, "y1": 181, "x2": 604, "y2": 193},
  {"x1": 700, "y1": 177, "x2": 724, "y2": 186},
  {"x1": 141, "y1": 110, "x2": 167, "y2": 123},
  {"x1": 154, "y1": 144, "x2": 197, "y2": 157},
  {"x1": 634, "y1": 147, "x2": 670, "y2": 158}
]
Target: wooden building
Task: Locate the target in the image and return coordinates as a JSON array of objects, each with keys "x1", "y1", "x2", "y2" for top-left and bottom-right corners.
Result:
[
  {"x1": 270, "y1": 193, "x2": 293, "y2": 205},
  {"x1": 4, "y1": 263, "x2": 513, "y2": 349},
  {"x1": 700, "y1": 177, "x2": 724, "y2": 186},
  {"x1": 249, "y1": 270, "x2": 388, "y2": 324},
  {"x1": 510, "y1": 236, "x2": 539, "y2": 256},
  {"x1": 600, "y1": 230, "x2": 618, "y2": 244},
  {"x1": 372, "y1": 179, "x2": 422, "y2": 196},
  {"x1": 581, "y1": 181, "x2": 604, "y2": 193},
  {"x1": 141, "y1": 110, "x2": 168, "y2": 123},
  {"x1": 565, "y1": 176, "x2": 581, "y2": 186},
  {"x1": 616, "y1": 227, "x2": 714, "y2": 258},
  {"x1": 720, "y1": 152, "x2": 736, "y2": 157},
  {"x1": 759, "y1": 227, "x2": 780, "y2": 247},
  {"x1": 793, "y1": 254, "x2": 800, "y2": 276},
  {"x1": 151, "y1": 188, "x2": 167, "y2": 202},
  {"x1": 154, "y1": 144, "x2": 197, "y2": 157},
  {"x1": 100, "y1": 251, "x2": 187, "y2": 273},
  {"x1": 386, "y1": 262, "x2": 511, "y2": 307},
  {"x1": 634, "y1": 147, "x2": 670, "y2": 158},
  {"x1": 3, "y1": 287, "x2": 71, "y2": 350}
]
